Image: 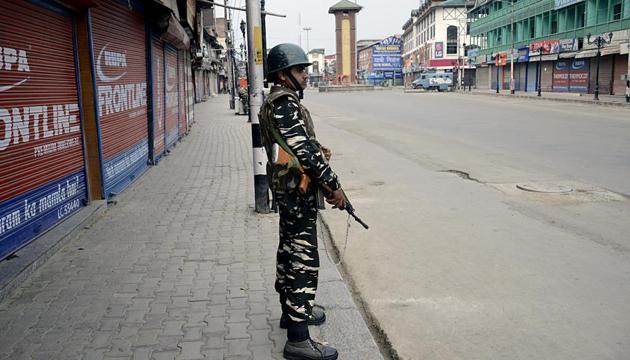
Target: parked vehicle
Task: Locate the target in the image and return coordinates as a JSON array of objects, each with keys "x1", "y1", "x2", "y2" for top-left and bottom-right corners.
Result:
[{"x1": 411, "y1": 72, "x2": 453, "y2": 91}]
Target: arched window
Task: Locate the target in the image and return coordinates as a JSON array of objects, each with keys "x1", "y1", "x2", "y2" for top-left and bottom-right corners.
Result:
[{"x1": 447, "y1": 25, "x2": 458, "y2": 54}]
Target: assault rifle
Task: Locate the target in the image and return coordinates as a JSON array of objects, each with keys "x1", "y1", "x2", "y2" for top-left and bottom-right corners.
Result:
[
  {"x1": 320, "y1": 184, "x2": 369, "y2": 230},
  {"x1": 270, "y1": 144, "x2": 368, "y2": 229}
]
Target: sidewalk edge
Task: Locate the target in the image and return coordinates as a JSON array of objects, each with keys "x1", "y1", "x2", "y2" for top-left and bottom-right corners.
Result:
[
  {"x1": 458, "y1": 91, "x2": 630, "y2": 108},
  {"x1": 318, "y1": 213, "x2": 400, "y2": 360}
]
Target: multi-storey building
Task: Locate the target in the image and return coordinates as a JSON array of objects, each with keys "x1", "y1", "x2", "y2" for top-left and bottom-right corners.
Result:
[
  {"x1": 401, "y1": 0, "x2": 472, "y2": 86},
  {"x1": 469, "y1": 0, "x2": 630, "y2": 95}
]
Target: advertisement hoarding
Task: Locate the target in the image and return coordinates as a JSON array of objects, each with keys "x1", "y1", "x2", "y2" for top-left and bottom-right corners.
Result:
[{"x1": 372, "y1": 36, "x2": 402, "y2": 71}]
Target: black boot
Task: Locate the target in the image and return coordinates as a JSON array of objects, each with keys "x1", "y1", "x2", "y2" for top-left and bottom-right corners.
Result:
[
  {"x1": 280, "y1": 304, "x2": 326, "y2": 329},
  {"x1": 283, "y1": 338, "x2": 338, "y2": 360}
]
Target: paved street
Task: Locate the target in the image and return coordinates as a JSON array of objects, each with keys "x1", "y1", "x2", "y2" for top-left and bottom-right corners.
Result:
[
  {"x1": 0, "y1": 97, "x2": 382, "y2": 360},
  {"x1": 309, "y1": 90, "x2": 630, "y2": 360}
]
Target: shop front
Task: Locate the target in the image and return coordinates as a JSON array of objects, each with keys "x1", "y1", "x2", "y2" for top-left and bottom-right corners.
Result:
[{"x1": 0, "y1": 1, "x2": 88, "y2": 259}]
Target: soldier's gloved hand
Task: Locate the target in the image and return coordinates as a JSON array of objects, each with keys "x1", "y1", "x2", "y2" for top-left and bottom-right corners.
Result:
[
  {"x1": 321, "y1": 146, "x2": 332, "y2": 161},
  {"x1": 326, "y1": 189, "x2": 346, "y2": 210}
]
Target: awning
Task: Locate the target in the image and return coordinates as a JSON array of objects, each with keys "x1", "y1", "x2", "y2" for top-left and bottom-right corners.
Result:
[
  {"x1": 601, "y1": 45, "x2": 620, "y2": 56},
  {"x1": 575, "y1": 50, "x2": 598, "y2": 59},
  {"x1": 559, "y1": 51, "x2": 577, "y2": 59},
  {"x1": 621, "y1": 43, "x2": 629, "y2": 55},
  {"x1": 541, "y1": 54, "x2": 558, "y2": 61},
  {"x1": 161, "y1": 13, "x2": 190, "y2": 50}
]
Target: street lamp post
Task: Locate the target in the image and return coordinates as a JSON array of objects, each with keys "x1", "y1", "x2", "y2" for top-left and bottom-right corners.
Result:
[
  {"x1": 537, "y1": 46, "x2": 543, "y2": 96},
  {"x1": 587, "y1": 32, "x2": 613, "y2": 101},
  {"x1": 462, "y1": 42, "x2": 466, "y2": 90},
  {"x1": 303, "y1": 27, "x2": 312, "y2": 53}
]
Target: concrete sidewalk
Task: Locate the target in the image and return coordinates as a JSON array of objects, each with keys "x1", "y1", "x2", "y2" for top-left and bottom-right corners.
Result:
[
  {"x1": 456, "y1": 88, "x2": 630, "y2": 107},
  {"x1": 0, "y1": 96, "x2": 383, "y2": 360}
]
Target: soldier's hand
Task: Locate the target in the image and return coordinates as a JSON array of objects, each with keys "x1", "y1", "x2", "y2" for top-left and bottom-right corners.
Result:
[
  {"x1": 321, "y1": 146, "x2": 332, "y2": 161},
  {"x1": 326, "y1": 189, "x2": 346, "y2": 210}
]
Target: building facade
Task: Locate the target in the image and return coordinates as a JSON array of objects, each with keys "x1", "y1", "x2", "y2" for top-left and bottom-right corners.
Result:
[
  {"x1": 469, "y1": 0, "x2": 630, "y2": 95},
  {"x1": 401, "y1": 0, "x2": 472, "y2": 86},
  {"x1": 307, "y1": 48, "x2": 326, "y2": 86},
  {"x1": 0, "y1": 0, "x2": 203, "y2": 261}
]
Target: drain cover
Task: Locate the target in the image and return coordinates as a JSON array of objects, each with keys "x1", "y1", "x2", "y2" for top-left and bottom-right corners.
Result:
[{"x1": 516, "y1": 183, "x2": 573, "y2": 193}]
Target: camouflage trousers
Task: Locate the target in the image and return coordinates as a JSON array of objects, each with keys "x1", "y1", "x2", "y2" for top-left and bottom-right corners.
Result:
[{"x1": 274, "y1": 187, "x2": 319, "y2": 324}]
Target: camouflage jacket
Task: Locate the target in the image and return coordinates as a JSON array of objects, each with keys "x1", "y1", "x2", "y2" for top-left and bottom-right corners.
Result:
[{"x1": 259, "y1": 85, "x2": 341, "y2": 193}]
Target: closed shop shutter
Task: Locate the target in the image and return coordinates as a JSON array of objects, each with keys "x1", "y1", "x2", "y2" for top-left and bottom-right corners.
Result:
[
  {"x1": 178, "y1": 50, "x2": 186, "y2": 138},
  {"x1": 490, "y1": 65, "x2": 498, "y2": 91},
  {"x1": 151, "y1": 35, "x2": 165, "y2": 161},
  {"x1": 553, "y1": 60, "x2": 570, "y2": 92},
  {"x1": 165, "y1": 45, "x2": 179, "y2": 149},
  {"x1": 541, "y1": 61, "x2": 553, "y2": 92},
  {"x1": 527, "y1": 62, "x2": 538, "y2": 92},
  {"x1": 568, "y1": 58, "x2": 589, "y2": 93},
  {"x1": 475, "y1": 67, "x2": 489, "y2": 89},
  {"x1": 612, "y1": 54, "x2": 627, "y2": 95},
  {"x1": 517, "y1": 63, "x2": 527, "y2": 91},
  {"x1": 589, "y1": 55, "x2": 614, "y2": 95},
  {"x1": 186, "y1": 53, "x2": 194, "y2": 130},
  {"x1": 91, "y1": 0, "x2": 149, "y2": 198},
  {"x1": 0, "y1": 1, "x2": 88, "y2": 260}
]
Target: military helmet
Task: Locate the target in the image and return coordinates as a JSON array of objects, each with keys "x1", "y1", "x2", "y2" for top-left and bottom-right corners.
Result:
[{"x1": 267, "y1": 43, "x2": 312, "y2": 77}]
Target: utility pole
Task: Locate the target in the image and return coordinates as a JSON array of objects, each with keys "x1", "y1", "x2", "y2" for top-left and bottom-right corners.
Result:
[
  {"x1": 246, "y1": 0, "x2": 269, "y2": 213},
  {"x1": 509, "y1": 0, "x2": 515, "y2": 94},
  {"x1": 303, "y1": 27, "x2": 312, "y2": 53},
  {"x1": 224, "y1": 0, "x2": 236, "y2": 109}
]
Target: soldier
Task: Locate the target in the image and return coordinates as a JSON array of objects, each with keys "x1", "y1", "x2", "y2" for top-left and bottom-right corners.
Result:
[{"x1": 259, "y1": 43, "x2": 346, "y2": 360}]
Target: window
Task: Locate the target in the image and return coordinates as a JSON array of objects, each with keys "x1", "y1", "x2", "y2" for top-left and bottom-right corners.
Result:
[
  {"x1": 551, "y1": 13, "x2": 558, "y2": 33},
  {"x1": 576, "y1": 3, "x2": 585, "y2": 28},
  {"x1": 613, "y1": 3, "x2": 622, "y2": 19},
  {"x1": 447, "y1": 25, "x2": 458, "y2": 54}
]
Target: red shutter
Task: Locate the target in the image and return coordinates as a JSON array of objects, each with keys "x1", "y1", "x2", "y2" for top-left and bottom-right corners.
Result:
[
  {"x1": 90, "y1": 0, "x2": 148, "y2": 196},
  {"x1": 165, "y1": 45, "x2": 179, "y2": 149},
  {"x1": 178, "y1": 50, "x2": 186, "y2": 138},
  {"x1": 612, "y1": 54, "x2": 627, "y2": 96},
  {"x1": 152, "y1": 36, "x2": 165, "y2": 159},
  {"x1": 0, "y1": 0, "x2": 87, "y2": 259}
]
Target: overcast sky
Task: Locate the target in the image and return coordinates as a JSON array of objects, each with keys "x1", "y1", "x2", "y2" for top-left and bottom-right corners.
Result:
[{"x1": 229, "y1": 0, "x2": 419, "y2": 55}]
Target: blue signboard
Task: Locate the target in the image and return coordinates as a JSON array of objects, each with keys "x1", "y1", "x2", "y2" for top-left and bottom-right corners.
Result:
[
  {"x1": 0, "y1": 172, "x2": 87, "y2": 260},
  {"x1": 372, "y1": 36, "x2": 402, "y2": 71},
  {"x1": 517, "y1": 47, "x2": 530, "y2": 62}
]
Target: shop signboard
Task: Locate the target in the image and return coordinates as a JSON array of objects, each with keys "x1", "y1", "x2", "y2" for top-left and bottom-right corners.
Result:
[
  {"x1": 517, "y1": 47, "x2": 530, "y2": 62},
  {"x1": 467, "y1": 47, "x2": 480, "y2": 58},
  {"x1": 435, "y1": 42, "x2": 444, "y2": 58},
  {"x1": 373, "y1": 36, "x2": 402, "y2": 71},
  {"x1": 559, "y1": 38, "x2": 578, "y2": 52},
  {"x1": 496, "y1": 52, "x2": 508, "y2": 66},
  {"x1": 529, "y1": 39, "x2": 561, "y2": 54}
]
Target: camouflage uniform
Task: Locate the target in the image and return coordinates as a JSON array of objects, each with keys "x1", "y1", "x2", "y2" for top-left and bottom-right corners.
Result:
[{"x1": 259, "y1": 85, "x2": 341, "y2": 329}]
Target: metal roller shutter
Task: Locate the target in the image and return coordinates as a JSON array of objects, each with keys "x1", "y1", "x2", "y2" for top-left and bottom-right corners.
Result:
[
  {"x1": 527, "y1": 62, "x2": 538, "y2": 92},
  {"x1": 475, "y1": 67, "x2": 489, "y2": 89},
  {"x1": 541, "y1": 61, "x2": 553, "y2": 92},
  {"x1": 178, "y1": 50, "x2": 186, "y2": 138},
  {"x1": 90, "y1": 0, "x2": 149, "y2": 197},
  {"x1": 589, "y1": 55, "x2": 613, "y2": 95},
  {"x1": 0, "y1": 1, "x2": 87, "y2": 260},
  {"x1": 165, "y1": 45, "x2": 179, "y2": 149},
  {"x1": 186, "y1": 53, "x2": 194, "y2": 130},
  {"x1": 151, "y1": 35, "x2": 165, "y2": 161},
  {"x1": 612, "y1": 54, "x2": 627, "y2": 95}
]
